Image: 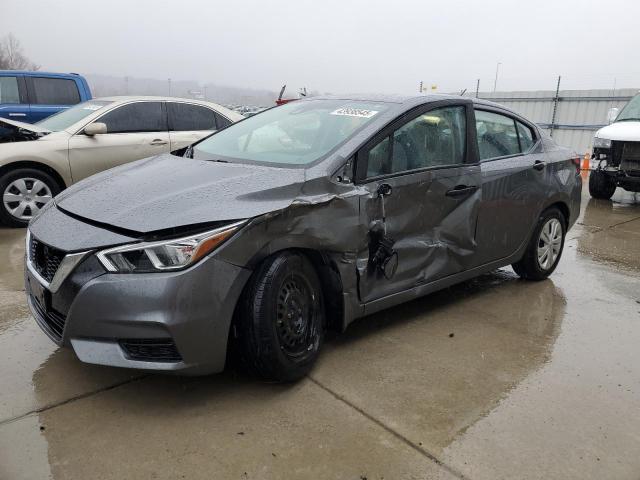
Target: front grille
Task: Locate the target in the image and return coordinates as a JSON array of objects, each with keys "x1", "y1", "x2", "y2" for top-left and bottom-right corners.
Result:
[
  {"x1": 119, "y1": 339, "x2": 182, "y2": 362},
  {"x1": 622, "y1": 142, "x2": 640, "y2": 162},
  {"x1": 30, "y1": 294, "x2": 67, "y2": 341},
  {"x1": 30, "y1": 236, "x2": 65, "y2": 283}
]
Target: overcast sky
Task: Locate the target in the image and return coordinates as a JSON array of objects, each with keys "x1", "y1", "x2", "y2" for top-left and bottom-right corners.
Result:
[{"x1": 3, "y1": 0, "x2": 640, "y2": 95}]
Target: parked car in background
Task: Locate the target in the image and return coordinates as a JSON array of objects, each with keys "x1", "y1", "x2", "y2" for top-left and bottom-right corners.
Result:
[
  {"x1": 589, "y1": 92, "x2": 640, "y2": 199},
  {"x1": 0, "y1": 71, "x2": 92, "y2": 123},
  {"x1": 0, "y1": 96, "x2": 243, "y2": 226},
  {"x1": 24, "y1": 95, "x2": 581, "y2": 381}
]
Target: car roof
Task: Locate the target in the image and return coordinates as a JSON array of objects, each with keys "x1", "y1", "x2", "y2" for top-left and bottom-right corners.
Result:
[
  {"x1": 91, "y1": 96, "x2": 243, "y2": 121},
  {"x1": 308, "y1": 93, "x2": 517, "y2": 112},
  {"x1": 96, "y1": 95, "x2": 221, "y2": 105},
  {"x1": 0, "y1": 70, "x2": 82, "y2": 77}
]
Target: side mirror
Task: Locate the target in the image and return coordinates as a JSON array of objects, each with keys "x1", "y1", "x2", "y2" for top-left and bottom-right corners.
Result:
[
  {"x1": 84, "y1": 122, "x2": 107, "y2": 136},
  {"x1": 607, "y1": 107, "x2": 619, "y2": 125}
]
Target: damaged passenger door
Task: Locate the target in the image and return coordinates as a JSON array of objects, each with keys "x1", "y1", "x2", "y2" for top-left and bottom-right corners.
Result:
[{"x1": 355, "y1": 101, "x2": 481, "y2": 303}]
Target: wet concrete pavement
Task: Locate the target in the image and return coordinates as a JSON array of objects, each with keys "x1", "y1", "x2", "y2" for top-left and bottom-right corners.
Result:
[{"x1": 1, "y1": 185, "x2": 640, "y2": 479}]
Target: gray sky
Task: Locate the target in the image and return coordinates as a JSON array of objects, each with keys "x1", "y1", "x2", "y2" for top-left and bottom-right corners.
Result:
[{"x1": 3, "y1": 0, "x2": 640, "y2": 94}]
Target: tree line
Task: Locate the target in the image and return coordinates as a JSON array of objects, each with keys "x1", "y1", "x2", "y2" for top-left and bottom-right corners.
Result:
[{"x1": 0, "y1": 34, "x2": 39, "y2": 70}]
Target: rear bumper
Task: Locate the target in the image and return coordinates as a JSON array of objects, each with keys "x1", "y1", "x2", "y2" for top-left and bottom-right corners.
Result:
[{"x1": 26, "y1": 255, "x2": 252, "y2": 375}]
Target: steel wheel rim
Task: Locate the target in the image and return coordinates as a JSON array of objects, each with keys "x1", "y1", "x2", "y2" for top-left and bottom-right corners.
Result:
[
  {"x1": 276, "y1": 274, "x2": 319, "y2": 359},
  {"x1": 3, "y1": 178, "x2": 53, "y2": 221},
  {"x1": 537, "y1": 218, "x2": 562, "y2": 271}
]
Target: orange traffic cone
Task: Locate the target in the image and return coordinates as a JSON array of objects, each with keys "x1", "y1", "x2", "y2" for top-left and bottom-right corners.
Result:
[{"x1": 581, "y1": 153, "x2": 590, "y2": 170}]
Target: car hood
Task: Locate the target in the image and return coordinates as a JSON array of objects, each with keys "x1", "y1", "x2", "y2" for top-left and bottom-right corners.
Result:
[
  {"x1": 0, "y1": 116, "x2": 51, "y2": 144},
  {"x1": 0, "y1": 116, "x2": 51, "y2": 133},
  {"x1": 55, "y1": 154, "x2": 307, "y2": 233},
  {"x1": 595, "y1": 121, "x2": 640, "y2": 142}
]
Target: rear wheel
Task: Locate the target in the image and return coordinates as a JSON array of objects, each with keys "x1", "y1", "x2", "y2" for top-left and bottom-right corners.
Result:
[
  {"x1": 512, "y1": 207, "x2": 566, "y2": 281},
  {"x1": 235, "y1": 251, "x2": 324, "y2": 382},
  {"x1": 588, "y1": 169, "x2": 616, "y2": 199},
  {"x1": 0, "y1": 168, "x2": 60, "y2": 227}
]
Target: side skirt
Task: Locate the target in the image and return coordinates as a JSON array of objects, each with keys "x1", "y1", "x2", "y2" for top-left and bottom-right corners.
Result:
[{"x1": 355, "y1": 249, "x2": 526, "y2": 324}]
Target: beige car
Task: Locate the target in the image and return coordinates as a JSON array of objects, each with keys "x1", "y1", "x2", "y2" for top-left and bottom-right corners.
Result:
[{"x1": 0, "y1": 96, "x2": 243, "y2": 226}]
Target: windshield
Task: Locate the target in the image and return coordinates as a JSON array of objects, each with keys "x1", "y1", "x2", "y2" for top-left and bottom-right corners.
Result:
[
  {"x1": 36, "y1": 100, "x2": 112, "y2": 131},
  {"x1": 616, "y1": 94, "x2": 640, "y2": 122},
  {"x1": 193, "y1": 99, "x2": 389, "y2": 166}
]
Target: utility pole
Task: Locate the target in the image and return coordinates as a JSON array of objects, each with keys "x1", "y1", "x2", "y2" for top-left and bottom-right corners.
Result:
[
  {"x1": 493, "y1": 62, "x2": 501, "y2": 92},
  {"x1": 475, "y1": 78, "x2": 480, "y2": 98},
  {"x1": 550, "y1": 75, "x2": 561, "y2": 138},
  {"x1": 419, "y1": 81, "x2": 423, "y2": 93},
  {"x1": 168, "y1": 78, "x2": 172, "y2": 96},
  {"x1": 124, "y1": 76, "x2": 129, "y2": 95}
]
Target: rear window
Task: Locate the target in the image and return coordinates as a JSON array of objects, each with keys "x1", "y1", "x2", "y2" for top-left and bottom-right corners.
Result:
[
  {"x1": 168, "y1": 103, "x2": 217, "y2": 131},
  {"x1": 475, "y1": 110, "x2": 520, "y2": 160},
  {"x1": 214, "y1": 112, "x2": 232, "y2": 129},
  {"x1": 0, "y1": 76, "x2": 20, "y2": 104},
  {"x1": 31, "y1": 77, "x2": 81, "y2": 105}
]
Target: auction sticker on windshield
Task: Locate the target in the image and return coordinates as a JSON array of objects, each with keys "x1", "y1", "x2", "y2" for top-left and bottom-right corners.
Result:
[{"x1": 330, "y1": 107, "x2": 378, "y2": 118}]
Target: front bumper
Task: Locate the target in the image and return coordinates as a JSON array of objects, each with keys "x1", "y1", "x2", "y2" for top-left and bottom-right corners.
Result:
[{"x1": 26, "y1": 249, "x2": 252, "y2": 375}]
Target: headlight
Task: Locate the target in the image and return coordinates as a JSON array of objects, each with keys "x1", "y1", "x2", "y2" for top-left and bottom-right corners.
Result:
[
  {"x1": 96, "y1": 221, "x2": 244, "y2": 273},
  {"x1": 593, "y1": 137, "x2": 612, "y2": 149}
]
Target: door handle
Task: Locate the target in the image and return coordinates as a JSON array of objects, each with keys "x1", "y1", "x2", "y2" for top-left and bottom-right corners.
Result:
[
  {"x1": 533, "y1": 160, "x2": 546, "y2": 171},
  {"x1": 445, "y1": 185, "x2": 478, "y2": 198},
  {"x1": 8, "y1": 113, "x2": 26, "y2": 117},
  {"x1": 149, "y1": 139, "x2": 168, "y2": 146}
]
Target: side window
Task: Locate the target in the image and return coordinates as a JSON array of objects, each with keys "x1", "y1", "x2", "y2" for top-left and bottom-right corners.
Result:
[
  {"x1": 168, "y1": 103, "x2": 217, "y2": 131},
  {"x1": 31, "y1": 77, "x2": 81, "y2": 105},
  {"x1": 0, "y1": 77, "x2": 20, "y2": 104},
  {"x1": 214, "y1": 112, "x2": 232, "y2": 129},
  {"x1": 364, "y1": 105, "x2": 467, "y2": 178},
  {"x1": 475, "y1": 110, "x2": 520, "y2": 160},
  {"x1": 366, "y1": 136, "x2": 391, "y2": 177},
  {"x1": 517, "y1": 121, "x2": 535, "y2": 152},
  {"x1": 98, "y1": 102, "x2": 166, "y2": 134}
]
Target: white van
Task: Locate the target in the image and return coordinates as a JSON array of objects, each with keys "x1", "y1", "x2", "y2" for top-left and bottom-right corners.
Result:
[{"x1": 589, "y1": 93, "x2": 640, "y2": 199}]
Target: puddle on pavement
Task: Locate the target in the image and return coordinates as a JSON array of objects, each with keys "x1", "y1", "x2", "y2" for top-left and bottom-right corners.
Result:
[{"x1": 577, "y1": 191, "x2": 640, "y2": 270}]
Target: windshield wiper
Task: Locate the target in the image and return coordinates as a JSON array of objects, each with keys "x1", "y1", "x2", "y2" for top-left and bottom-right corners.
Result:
[{"x1": 616, "y1": 118, "x2": 640, "y2": 122}]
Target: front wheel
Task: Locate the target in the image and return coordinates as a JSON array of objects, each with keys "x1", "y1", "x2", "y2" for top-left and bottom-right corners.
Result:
[
  {"x1": 0, "y1": 168, "x2": 60, "y2": 227},
  {"x1": 588, "y1": 169, "x2": 616, "y2": 199},
  {"x1": 235, "y1": 251, "x2": 324, "y2": 382},
  {"x1": 512, "y1": 207, "x2": 566, "y2": 281}
]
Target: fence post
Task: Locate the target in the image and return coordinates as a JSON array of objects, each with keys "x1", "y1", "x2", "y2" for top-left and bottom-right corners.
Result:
[{"x1": 550, "y1": 75, "x2": 561, "y2": 137}]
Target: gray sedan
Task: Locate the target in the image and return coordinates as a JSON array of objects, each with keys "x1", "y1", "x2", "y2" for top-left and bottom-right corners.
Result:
[{"x1": 25, "y1": 94, "x2": 582, "y2": 381}]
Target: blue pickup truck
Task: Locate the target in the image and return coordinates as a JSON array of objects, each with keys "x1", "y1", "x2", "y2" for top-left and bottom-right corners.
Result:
[{"x1": 0, "y1": 71, "x2": 92, "y2": 123}]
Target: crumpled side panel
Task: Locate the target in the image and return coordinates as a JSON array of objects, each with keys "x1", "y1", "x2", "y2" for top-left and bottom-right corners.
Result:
[
  {"x1": 356, "y1": 166, "x2": 481, "y2": 304},
  {"x1": 217, "y1": 177, "x2": 368, "y2": 326}
]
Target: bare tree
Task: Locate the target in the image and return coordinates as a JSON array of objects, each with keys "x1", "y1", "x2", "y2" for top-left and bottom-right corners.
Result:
[{"x1": 0, "y1": 34, "x2": 39, "y2": 70}]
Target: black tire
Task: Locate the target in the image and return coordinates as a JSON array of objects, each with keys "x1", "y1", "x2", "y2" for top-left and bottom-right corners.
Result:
[
  {"x1": 512, "y1": 207, "x2": 566, "y2": 281},
  {"x1": 235, "y1": 251, "x2": 325, "y2": 382},
  {"x1": 0, "y1": 168, "x2": 60, "y2": 228},
  {"x1": 588, "y1": 170, "x2": 616, "y2": 199}
]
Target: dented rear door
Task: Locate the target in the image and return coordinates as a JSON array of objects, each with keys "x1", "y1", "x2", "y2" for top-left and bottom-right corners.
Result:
[{"x1": 355, "y1": 101, "x2": 481, "y2": 303}]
